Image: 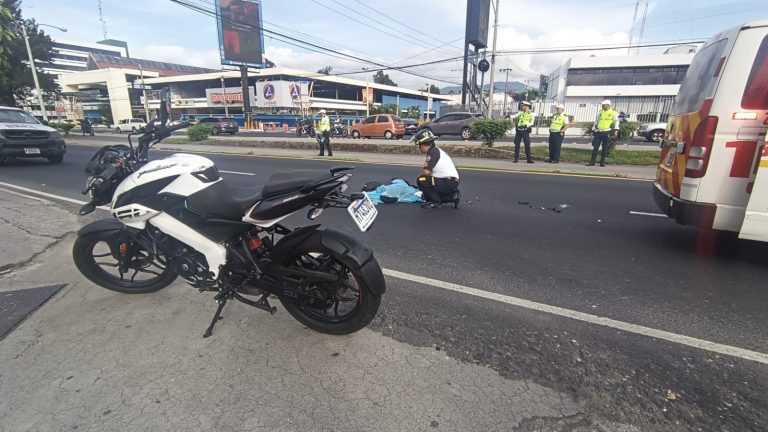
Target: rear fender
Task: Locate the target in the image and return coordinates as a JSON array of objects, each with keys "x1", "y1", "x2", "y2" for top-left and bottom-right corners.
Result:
[{"x1": 268, "y1": 227, "x2": 385, "y2": 294}]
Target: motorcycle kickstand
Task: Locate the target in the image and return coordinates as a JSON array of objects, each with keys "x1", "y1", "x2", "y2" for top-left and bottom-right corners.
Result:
[
  {"x1": 203, "y1": 292, "x2": 230, "y2": 338},
  {"x1": 232, "y1": 292, "x2": 277, "y2": 315}
]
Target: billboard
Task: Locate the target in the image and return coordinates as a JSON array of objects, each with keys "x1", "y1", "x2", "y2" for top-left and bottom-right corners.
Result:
[
  {"x1": 205, "y1": 86, "x2": 257, "y2": 108},
  {"x1": 216, "y1": 0, "x2": 266, "y2": 67},
  {"x1": 254, "y1": 81, "x2": 310, "y2": 108},
  {"x1": 467, "y1": 0, "x2": 490, "y2": 49}
]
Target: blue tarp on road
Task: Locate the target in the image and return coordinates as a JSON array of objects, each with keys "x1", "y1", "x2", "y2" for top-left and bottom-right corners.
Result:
[{"x1": 366, "y1": 179, "x2": 424, "y2": 204}]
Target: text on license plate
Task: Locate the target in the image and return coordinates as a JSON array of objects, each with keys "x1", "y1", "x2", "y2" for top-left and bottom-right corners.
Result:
[
  {"x1": 24, "y1": 148, "x2": 41, "y2": 154},
  {"x1": 347, "y1": 192, "x2": 378, "y2": 232}
]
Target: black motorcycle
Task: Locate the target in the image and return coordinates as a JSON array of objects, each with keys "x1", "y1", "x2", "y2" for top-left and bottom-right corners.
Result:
[
  {"x1": 296, "y1": 119, "x2": 316, "y2": 137},
  {"x1": 81, "y1": 121, "x2": 95, "y2": 136},
  {"x1": 73, "y1": 95, "x2": 385, "y2": 337}
]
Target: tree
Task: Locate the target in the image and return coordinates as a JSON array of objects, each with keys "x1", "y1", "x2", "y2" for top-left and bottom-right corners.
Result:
[
  {"x1": 428, "y1": 84, "x2": 441, "y2": 95},
  {"x1": 405, "y1": 105, "x2": 421, "y2": 119},
  {"x1": 369, "y1": 103, "x2": 399, "y2": 115},
  {"x1": 513, "y1": 89, "x2": 539, "y2": 102},
  {"x1": 316, "y1": 66, "x2": 332, "y2": 75},
  {"x1": 373, "y1": 70, "x2": 397, "y2": 87},
  {"x1": 0, "y1": 3, "x2": 15, "y2": 87},
  {"x1": 0, "y1": 1, "x2": 60, "y2": 107}
]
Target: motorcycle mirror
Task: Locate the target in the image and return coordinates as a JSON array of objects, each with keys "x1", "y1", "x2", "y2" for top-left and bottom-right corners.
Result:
[
  {"x1": 307, "y1": 208, "x2": 323, "y2": 220},
  {"x1": 79, "y1": 202, "x2": 96, "y2": 216}
]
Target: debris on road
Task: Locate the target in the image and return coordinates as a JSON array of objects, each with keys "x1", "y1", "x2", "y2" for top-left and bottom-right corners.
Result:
[{"x1": 666, "y1": 390, "x2": 679, "y2": 401}]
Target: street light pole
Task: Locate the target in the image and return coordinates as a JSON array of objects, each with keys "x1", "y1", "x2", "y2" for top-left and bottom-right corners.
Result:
[
  {"x1": 20, "y1": 23, "x2": 67, "y2": 122},
  {"x1": 220, "y1": 76, "x2": 229, "y2": 117},
  {"x1": 486, "y1": 0, "x2": 501, "y2": 119},
  {"x1": 500, "y1": 68, "x2": 512, "y2": 116}
]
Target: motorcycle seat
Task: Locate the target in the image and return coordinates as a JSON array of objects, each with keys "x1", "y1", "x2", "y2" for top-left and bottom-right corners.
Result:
[
  {"x1": 262, "y1": 170, "x2": 332, "y2": 198},
  {"x1": 188, "y1": 180, "x2": 264, "y2": 220}
]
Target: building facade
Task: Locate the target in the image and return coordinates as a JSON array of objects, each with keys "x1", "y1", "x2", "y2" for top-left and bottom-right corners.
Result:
[{"x1": 547, "y1": 51, "x2": 695, "y2": 122}]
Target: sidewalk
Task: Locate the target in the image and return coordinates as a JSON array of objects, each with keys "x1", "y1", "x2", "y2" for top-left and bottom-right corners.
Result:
[{"x1": 68, "y1": 137, "x2": 657, "y2": 180}]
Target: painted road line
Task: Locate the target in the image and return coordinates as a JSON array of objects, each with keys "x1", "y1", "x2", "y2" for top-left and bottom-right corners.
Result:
[
  {"x1": 0, "y1": 182, "x2": 110, "y2": 211},
  {"x1": 219, "y1": 170, "x2": 256, "y2": 176},
  {"x1": 383, "y1": 268, "x2": 768, "y2": 365},
  {"x1": 6, "y1": 180, "x2": 762, "y2": 365},
  {"x1": 629, "y1": 211, "x2": 668, "y2": 218}
]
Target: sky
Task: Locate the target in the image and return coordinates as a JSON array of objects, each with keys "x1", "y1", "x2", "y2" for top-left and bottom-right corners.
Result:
[{"x1": 19, "y1": 0, "x2": 768, "y2": 90}]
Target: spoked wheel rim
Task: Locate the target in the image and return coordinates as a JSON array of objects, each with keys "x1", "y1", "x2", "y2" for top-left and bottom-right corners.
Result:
[
  {"x1": 288, "y1": 252, "x2": 364, "y2": 324},
  {"x1": 84, "y1": 235, "x2": 170, "y2": 288}
]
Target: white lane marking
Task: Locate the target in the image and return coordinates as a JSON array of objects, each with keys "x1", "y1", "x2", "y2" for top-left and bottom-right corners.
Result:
[
  {"x1": 3, "y1": 181, "x2": 765, "y2": 365},
  {"x1": 219, "y1": 170, "x2": 256, "y2": 176},
  {"x1": 630, "y1": 211, "x2": 668, "y2": 218},
  {"x1": 0, "y1": 182, "x2": 110, "y2": 211},
  {"x1": 383, "y1": 269, "x2": 768, "y2": 365}
]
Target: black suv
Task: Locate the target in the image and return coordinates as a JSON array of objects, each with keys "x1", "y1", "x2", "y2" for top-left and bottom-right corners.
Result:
[
  {"x1": 417, "y1": 112, "x2": 482, "y2": 140},
  {"x1": 0, "y1": 106, "x2": 66, "y2": 164},
  {"x1": 199, "y1": 117, "x2": 239, "y2": 135},
  {"x1": 401, "y1": 118, "x2": 418, "y2": 135}
]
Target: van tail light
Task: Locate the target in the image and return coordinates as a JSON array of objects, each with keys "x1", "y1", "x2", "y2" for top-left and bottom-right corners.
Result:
[{"x1": 685, "y1": 116, "x2": 718, "y2": 178}]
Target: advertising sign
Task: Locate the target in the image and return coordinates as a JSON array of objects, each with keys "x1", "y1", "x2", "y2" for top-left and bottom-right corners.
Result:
[
  {"x1": 205, "y1": 86, "x2": 257, "y2": 108},
  {"x1": 215, "y1": 0, "x2": 266, "y2": 67},
  {"x1": 362, "y1": 87, "x2": 374, "y2": 104},
  {"x1": 467, "y1": 0, "x2": 490, "y2": 49},
  {"x1": 254, "y1": 81, "x2": 310, "y2": 108}
]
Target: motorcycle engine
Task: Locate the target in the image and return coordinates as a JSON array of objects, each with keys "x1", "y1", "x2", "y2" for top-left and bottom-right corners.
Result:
[{"x1": 173, "y1": 248, "x2": 215, "y2": 290}]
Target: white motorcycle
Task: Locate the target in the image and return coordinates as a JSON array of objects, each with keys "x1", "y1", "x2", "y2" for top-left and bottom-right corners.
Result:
[{"x1": 74, "y1": 101, "x2": 383, "y2": 337}]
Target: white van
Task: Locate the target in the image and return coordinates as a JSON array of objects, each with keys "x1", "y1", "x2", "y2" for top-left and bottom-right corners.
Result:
[{"x1": 654, "y1": 20, "x2": 768, "y2": 242}]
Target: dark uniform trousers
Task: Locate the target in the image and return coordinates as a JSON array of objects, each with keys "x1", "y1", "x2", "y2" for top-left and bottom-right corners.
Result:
[
  {"x1": 514, "y1": 127, "x2": 532, "y2": 162},
  {"x1": 590, "y1": 131, "x2": 612, "y2": 165},
  {"x1": 319, "y1": 130, "x2": 333, "y2": 156},
  {"x1": 548, "y1": 131, "x2": 564, "y2": 162},
  {"x1": 417, "y1": 175, "x2": 459, "y2": 204}
]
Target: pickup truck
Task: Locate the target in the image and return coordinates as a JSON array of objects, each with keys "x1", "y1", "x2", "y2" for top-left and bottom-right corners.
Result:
[{"x1": 0, "y1": 106, "x2": 66, "y2": 164}]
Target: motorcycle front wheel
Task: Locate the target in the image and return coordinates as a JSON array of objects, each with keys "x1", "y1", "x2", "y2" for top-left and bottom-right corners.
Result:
[
  {"x1": 73, "y1": 232, "x2": 177, "y2": 294},
  {"x1": 279, "y1": 234, "x2": 382, "y2": 335}
]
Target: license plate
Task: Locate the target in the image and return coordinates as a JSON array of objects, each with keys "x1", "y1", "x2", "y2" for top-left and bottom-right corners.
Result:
[
  {"x1": 347, "y1": 192, "x2": 378, "y2": 232},
  {"x1": 24, "y1": 148, "x2": 41, "y2": 154}
]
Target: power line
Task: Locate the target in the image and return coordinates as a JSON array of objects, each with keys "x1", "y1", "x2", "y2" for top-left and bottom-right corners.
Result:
[
  {"x1": 168, "y1": 0, "x2": 462, "y2": 84},
  {"x1": 352, "y1": 0, "x2": 461, "y2": 50}
]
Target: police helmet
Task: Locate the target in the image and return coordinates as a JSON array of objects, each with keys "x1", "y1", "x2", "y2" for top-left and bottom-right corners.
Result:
[{"x1": 411, "y1": 129, "x2": 437, "y2": 146}]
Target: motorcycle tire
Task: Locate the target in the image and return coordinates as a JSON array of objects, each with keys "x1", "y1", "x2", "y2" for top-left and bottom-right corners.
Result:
[
  {"x1": 278, "y1": 232, "x2": 383, "y2": 335},
  {"x1": 342, "y1": 129, "x2": 349, "y2": 137},
  {"x1": 73, "y1": 232, "x2": 178, "y2": 294}
]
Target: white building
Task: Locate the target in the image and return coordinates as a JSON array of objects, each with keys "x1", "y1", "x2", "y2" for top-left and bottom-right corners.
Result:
[
  {"x1": 547, "y1": 50, "x2": 695, "y2": 122},
  {"x1": 46, "y1": 39, "x2": 128, "y2": 77}
]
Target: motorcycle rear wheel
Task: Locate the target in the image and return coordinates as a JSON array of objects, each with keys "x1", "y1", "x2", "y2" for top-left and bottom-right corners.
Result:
[
  {"x1": 278, "y1": 234, "x2": 382, "y2": 335},
  {"x1": 73, "y1": 232, "x2": 177, "y2": 294}
]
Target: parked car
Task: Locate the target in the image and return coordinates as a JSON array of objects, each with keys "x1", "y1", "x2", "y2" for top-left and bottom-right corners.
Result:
[
  {"x1": 417, "y1": 112, "x2": 482, "y2": 140},
  {"x1": 199, "y1": 117, "x2": 239, "y2": 135},
  {"x1": 113, "y1": 118, "x2": 146, "y2": 133},
  {"x1": 0, "y1": 106, "x2": 66, "y2": 164},
  {"x1": 350, "y1": 114, "x2": 405, "y2": 139},
  {"x1": 401, "y1": 118, "x2": 418, "y2": 135},
  {"x1": 637, "y1": 121, "x2": 667, "y2": 142}
]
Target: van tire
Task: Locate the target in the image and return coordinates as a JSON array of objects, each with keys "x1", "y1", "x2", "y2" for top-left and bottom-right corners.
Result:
[
  {"x1": 352, "y1": 130, "x2": 360, "y2": 139},
  {"x1": 648, "y1": 130, "x2": 664, "y2": 142}
]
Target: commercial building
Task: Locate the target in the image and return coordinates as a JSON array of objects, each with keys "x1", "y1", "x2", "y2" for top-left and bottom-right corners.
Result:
[
  {"x1": 546, "y1": 48, "x2": 696, "y2": 122},
  {"x1": 136, "y1": 67, "x2": 451, "y2": 127},
  {"x1": 46, "y1": 39, "x2": 128, "y2": 76}
]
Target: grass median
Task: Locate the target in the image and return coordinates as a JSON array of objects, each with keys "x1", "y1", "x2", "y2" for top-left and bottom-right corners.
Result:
[{"x1": 496, "y1": 145, "x2": 661, "y2": 166}]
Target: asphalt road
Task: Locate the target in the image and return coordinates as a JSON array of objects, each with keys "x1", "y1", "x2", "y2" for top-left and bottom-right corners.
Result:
[{"x1": 1, "y1": 145, "x2": 767, "y2": 431}]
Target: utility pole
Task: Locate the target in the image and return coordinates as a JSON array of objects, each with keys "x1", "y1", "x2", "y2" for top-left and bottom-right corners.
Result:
[
  {"x1": 525, "y1": 80, "x2": 531, "y2": 102},
  {"x1": 500, "y1": 67, "x2": 513, "y2": 116},
  {"x1": 240, "y1": 65, "x2": 250, "y2": 129},
  {"x1": 486, "y1": 0, "x2": 501, "y2": 119},
  {"x1": 139, "y1": 65, "x2": 150, "y2": 121},
  {"x1": 460, "y1": 0, "x2": 472, "y2": 109},
  {"x1": 220, "y1": 76, "x2": 229, "y2": 117}
]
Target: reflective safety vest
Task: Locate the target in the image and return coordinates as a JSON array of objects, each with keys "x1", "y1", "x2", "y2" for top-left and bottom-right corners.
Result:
[
  {"x1": 319, "y1": 115, "x2": 331, "y2": 131},
  {"x1": 596, "y1": 109, "x2": 617, "y2": 131},
  {"x1": 550, "y1": 113, "x2": 567, "y2": 132},
  {"x1": 516, "y1": 111, "x2": 533, "y2": 128}
]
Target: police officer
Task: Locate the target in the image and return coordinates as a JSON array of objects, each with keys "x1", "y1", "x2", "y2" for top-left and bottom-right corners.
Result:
[
  {"x1": 547, "y1": 104, "x2": 569, "y2": 163},
  {"x1": 412, "y1": 129, "x2": 461, "y2": 209},
  {"x1": 587, "y1": 100, "x2": 619, "y2": 167},
  {"x1": 317, "y1": 109, "x2": 333, "y2": 157},
  {"x1": 509, "y1": 101, "x2": 535, "y2": 163}
]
